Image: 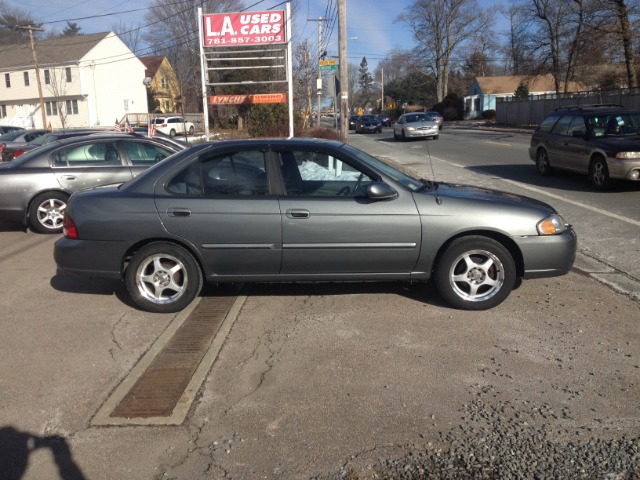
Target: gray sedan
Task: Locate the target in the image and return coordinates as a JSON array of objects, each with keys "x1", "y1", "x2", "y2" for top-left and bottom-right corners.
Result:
[
  {"x1": 54, "y1": 138, "x2": 577, "y2": 313},
  {"x1": 0, "y1": 129, "x2": 49, "y2": 162},
  {"x1": 393, "y1": 113, "x2": 440, "y2": 141},
  {"x1": 0, "y1": 133, "x2": 184, "y2": 233}
]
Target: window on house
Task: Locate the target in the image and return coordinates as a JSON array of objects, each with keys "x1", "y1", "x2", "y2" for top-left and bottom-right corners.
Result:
[
  {"x1": 123, "y1": 99, "x2": 129, "y2": 112},
  {"x1": 45, "y1": 101, "x2": 58, "y2": 116},
  {"x1": 44, "y1": 70, "x2": 50, "y2": 84},
  {"x1": 66, "y1": 67, "x2": 72, "y2": 82},
  {"x1": 24, "y1": 72, "x2": 30, "y2": 86},
  {"x1": 65, "y1": 99, "x2": 78, "y2": 115},
  {"x1": 0, "y1": 105, "x2": 6, "y2": 117},
  {"x1": 5, "y1": 73, "x2": 10, "y2": 88},
  {"x1": 161, "y1": 77, "x2": 168, "y2": 89}
]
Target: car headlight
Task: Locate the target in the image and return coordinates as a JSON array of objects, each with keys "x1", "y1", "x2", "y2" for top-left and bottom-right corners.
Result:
[
  {"x1": 407, "y1": 127, "x2": 416, "y2": 131},
  {"x1": 537, "y1": 214, "x2": 568, "y2": 235},
  {"x1": 615, "y1": 151, "x2": 640, "y2": 159}
]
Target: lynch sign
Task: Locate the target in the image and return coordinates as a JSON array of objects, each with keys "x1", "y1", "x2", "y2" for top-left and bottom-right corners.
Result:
[{"x1": 203, "y1": 11, "x2": 286, "y2": 47}]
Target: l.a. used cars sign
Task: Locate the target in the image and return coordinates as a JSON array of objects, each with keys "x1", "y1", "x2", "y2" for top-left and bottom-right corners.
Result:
[{"x1": 203, "y1": 10, "x2": 286, "y2": 46}]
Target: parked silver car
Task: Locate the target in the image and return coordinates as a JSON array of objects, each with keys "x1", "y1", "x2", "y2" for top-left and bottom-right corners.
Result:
[
  {"x1": 393, "y1": 113, "x2": 439, "y2": 141},
  {"x1": 0, "y1": 129, "x2": 49, "y2": 162},
  {"x1": 55, "y1": 138, "x2": 576, "y2": 313},
  {"x1": 0, "y1": 133, "x2": 185, "y2": 233}
]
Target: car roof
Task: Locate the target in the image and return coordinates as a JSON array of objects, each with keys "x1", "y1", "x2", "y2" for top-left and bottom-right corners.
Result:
[{"x1": 551, "y1": 104, "x2": 629, "y2": 114}]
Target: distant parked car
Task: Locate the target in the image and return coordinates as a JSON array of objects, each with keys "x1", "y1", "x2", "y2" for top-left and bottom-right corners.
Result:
[
  {"x1": 425, "y1": 111, "x2": 444, "y2": 129},
  {"x1": 0, "y1": 129, "x2": 49, "y2": 162},
  {"x1": 54, "y1": 138, "x2": 576, "y2": 313},
  {"x1": 152, "y1": 116, "x2": 195, "y2": 138},
  {"x1": 529, "y1": 104, "x2": 640, "y2": 190},
  {"x1": 0, "y1": 133, "x2": 186, "y2": 233},
  {"x1": 0, "y1": 125, "x2": 25, "y2": 135},
  {"x1": 378, "y1": 114, "x2": 392, "y2": 127},
  {"x1": 393, "y1": 113, "x2": 439, "y2": 141},
  {"x1": 355, "y1": 115, "x2": 382, "y2": 133},
  {"x1": 4, "y1": 129, "x2": 105, "y2": 160},
  {"x1": 348, "y1": 115, "x2": 359, "y2": 130}
]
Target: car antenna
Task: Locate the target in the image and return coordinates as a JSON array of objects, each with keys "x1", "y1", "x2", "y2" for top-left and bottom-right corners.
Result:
[{"x1": 425, "y1": 137, "x2": 442, "y2": 205}]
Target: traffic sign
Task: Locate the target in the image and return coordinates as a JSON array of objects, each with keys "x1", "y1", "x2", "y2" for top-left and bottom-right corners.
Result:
[{"x1": 319, "y1": 59, "x2": 338, "y2": 71}]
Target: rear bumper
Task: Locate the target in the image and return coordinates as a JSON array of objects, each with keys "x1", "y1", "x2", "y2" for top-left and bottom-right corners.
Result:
[{"x1": 54, "y1": 237, "x2": 128, "y2": 280}]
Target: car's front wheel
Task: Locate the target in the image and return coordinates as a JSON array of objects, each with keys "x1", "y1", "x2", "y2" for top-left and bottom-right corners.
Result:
[
  {"x1": 188, "y1": 126, "x2": 195, "y2": 135},
  {"x1": 125, "y1": 243, "x2": 203, "y2": 313},
  {"x1": 169, "y1": 129, "x2": 176, "y2": 138},
  {"x1": 28, "y1": 191, "x2": 69, "y2": 234},
  {"x1": 434, "y1": 236, "x2": 516, "y2": 310},
  {"x1": 589, "y1": 155, "x2": 612, "y2": 190},
  {"x1": 535, "y1": 148, "x2": 552, "y2": 176}
]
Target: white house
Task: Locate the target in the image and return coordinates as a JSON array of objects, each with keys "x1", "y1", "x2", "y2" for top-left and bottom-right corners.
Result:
[{"x1": 0, "y1": 32, "x2": 148, "y2": 129}]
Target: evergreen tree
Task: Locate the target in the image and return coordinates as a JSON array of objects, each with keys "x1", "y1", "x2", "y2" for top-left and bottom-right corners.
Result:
[
  {"x1": 357, "y1": 57, "x2": 374, "y2": 109},
  {"x1": 514, "y1": 81, "x2": 529, "y2": 98},
  {"x1": 61, "y1": 21, "x2": 81, "y2": 37}
]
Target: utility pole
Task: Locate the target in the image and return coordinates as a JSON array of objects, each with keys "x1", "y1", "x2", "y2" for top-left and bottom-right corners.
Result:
[
  {"x1": 14, "y1": 24, "x2": 46, "y2": 128},
  {"x1": 315, "y1": 18, "x2": 324, "y2": 125},
  {"x1": 338, "y1": 0, "x2": 348, "y2": 142}
]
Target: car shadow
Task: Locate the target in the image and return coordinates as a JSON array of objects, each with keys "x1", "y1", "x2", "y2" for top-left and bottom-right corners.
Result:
[
  {"x1": 464, "y1": 164, "x2": 640, "y2": 193},
  {"x1": 218, "y1": 281, "x2": 448, "y2": 309},
  {"x1": 0, "y1": 221, "x2": 27, "y2": 233},
  {"x1": 50, "y1": 269, "x2": 449, "y2": 311}
]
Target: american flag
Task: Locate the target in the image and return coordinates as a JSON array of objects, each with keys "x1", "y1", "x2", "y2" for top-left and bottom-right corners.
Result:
[
  {"x1": 148, "y1": 116, "x2": 155, "y2": 138},
  {"x1": 125, "y1": 117, "x2": 134, "y2": 133},
  {"x1": 114, "y1": 118, "x2": 121, "y2": 132}
]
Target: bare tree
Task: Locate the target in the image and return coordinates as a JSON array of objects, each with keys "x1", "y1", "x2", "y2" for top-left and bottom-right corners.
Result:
[
  {"x1": 398, "y1": 0, "x2": 494, "y2": 103},
  {"x1": 0, "y1": 1, "x2": 36, "y2": 44},
  {"x1": 111, "y1": 20, "x2": 144, "y2": 53},
  {"x1": 605, "y1": 0, "x2": 637, "y2": 88},
  {"x1": 143, "y1": 0, "x2": 243, "y2": 113}
]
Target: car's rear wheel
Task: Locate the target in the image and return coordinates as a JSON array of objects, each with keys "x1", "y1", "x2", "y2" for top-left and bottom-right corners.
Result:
[
  {"x1": 28, "y1": 191, "x2": 68, "y2": 234},
  {"x1": 536, "y1": 149, "x2": 552, "y2": 176},
  {"x1": 434, "y1": 236, "x2": 516, "y2": 310},
  {"x1": 125, "y1": 243, "x2": 203, "y2": 313},
  {"x1": 589, "y1": 155, "x2": 611, "y2": 190}
]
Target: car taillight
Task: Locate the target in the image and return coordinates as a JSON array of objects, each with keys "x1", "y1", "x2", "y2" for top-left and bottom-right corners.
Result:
[
  {"x1": 161, "y1": 123, "x2": 168, "y2": 127},
  {"x1": 63, "y1": 213, "x2": 79, "y2": 239},
  {"x1": 14, "y1": 148, "x2": 26, "y2": 158}
]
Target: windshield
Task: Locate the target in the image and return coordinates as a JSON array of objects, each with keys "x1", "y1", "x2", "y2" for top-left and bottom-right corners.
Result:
[
  {"x1": 587, "y1": 113, "x2": 640, "y2": 137},
  {"x1": 405, "y1": 114, "x2": 431, "y2": 123},
  {"x1": 341, "y1": 144, "x2": 423, "y2": 191},
  {"x1": 360, "y1": 115, "x2": 378, "y2": 121}
]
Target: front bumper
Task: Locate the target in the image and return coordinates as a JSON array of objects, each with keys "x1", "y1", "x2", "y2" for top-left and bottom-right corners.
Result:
[{"x1": 517, "y1": 227, "x2": 578, "y2": 279}]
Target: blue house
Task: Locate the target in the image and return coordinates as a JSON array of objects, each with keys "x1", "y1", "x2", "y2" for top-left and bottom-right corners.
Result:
[{"x1": 464, "y1": 74, "x2": 583, "y2": 119}]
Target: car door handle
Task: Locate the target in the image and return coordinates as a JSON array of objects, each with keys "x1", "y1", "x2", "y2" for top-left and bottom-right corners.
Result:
[
  {"x1": 61, "y1": 175, "x2": 76, "y2": 180},
  {"x1": 167, "y1": 207, "x2": 191, "y2": 217},
  {"x1": 286, "y1": 209, "x2": 310, "y2": 219}
]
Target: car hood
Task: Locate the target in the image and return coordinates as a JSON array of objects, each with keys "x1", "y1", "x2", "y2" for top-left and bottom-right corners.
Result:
[{"x1": 423, "y1": 181, "x2": 554, "y2": 212}]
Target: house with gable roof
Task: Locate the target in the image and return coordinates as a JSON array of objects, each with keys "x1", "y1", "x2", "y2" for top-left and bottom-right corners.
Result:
[
  {"x1": 0, "y1": 32, "x2": 148, "y2": 129},
  {"x1": 139, "y1": 56, "x2": 181, "y2": 114},
  {"x1": 464, "y1": 74, "x2": 584, "y2": 119}
]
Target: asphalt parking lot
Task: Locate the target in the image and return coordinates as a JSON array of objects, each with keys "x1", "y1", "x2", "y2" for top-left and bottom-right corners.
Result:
[{"x1": 1, "y1": 221, "x2": 639, "y2": 479}]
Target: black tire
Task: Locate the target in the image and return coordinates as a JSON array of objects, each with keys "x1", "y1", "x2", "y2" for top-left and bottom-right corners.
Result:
[
  {"x1": 589, "y1": 155, "x2": 612, "y2": 190},
  {"x1": 434, "y1": 236, "x2": 516, "y2": 310},
  {"x1": 125, "y1": 242, "x2": 203, "y2": 313},
  {"x1": 188, "y1": 126, "x2": 195, "y2": 135},
  {"x1": 401, "y1": 130, "x2": 407, "y2": 142},
  {"x1": 169, "y1": 129, "x2": 176, "y2": 138},
  {"x1": 535, "y1": 148, "x2": 552, "y2": 176},
  {"x1": 433, "y1": 135, "x2": 439, "y2": 140},
  {"x1": 28, "y1": 191, "x2": 69, "y2": 234},
  {"x1": 393, "y1": 130, "x2": 400, "y2": 140}
]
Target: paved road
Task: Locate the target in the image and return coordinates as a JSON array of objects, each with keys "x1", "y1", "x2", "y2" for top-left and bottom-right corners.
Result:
[{"x1": 1, "y1": 130, "x2": 638, "y2": 479}]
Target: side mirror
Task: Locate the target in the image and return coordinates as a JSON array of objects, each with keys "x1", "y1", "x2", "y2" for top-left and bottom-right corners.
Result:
[{"x1": 366, "y1": 182, "x2": 398, "y2": 200}]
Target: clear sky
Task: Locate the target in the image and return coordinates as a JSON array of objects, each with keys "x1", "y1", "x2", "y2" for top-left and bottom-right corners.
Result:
[{"x1": 19, "y1": 0, "x2": 505, "y2": 71}]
